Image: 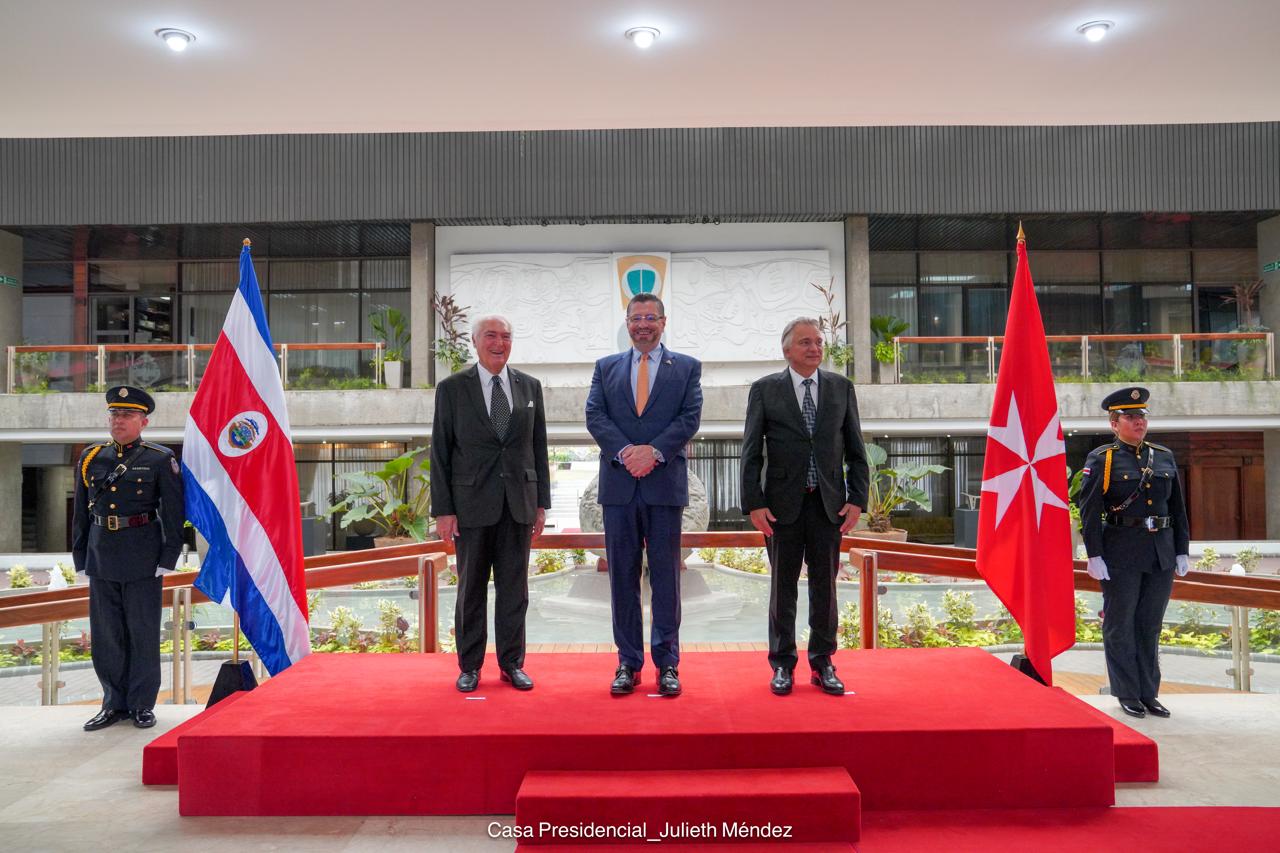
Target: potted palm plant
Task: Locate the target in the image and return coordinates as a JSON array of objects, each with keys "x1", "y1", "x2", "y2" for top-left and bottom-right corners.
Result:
[
  {"x1": 370, "y1": 308, "x2": 410, "y2": 389},
  {"x1": 871, "y1": 315, "x2": 910, "y2": 384},
  {"x1": 859, "y1": 443, "x2": 948, "y2": 540}
]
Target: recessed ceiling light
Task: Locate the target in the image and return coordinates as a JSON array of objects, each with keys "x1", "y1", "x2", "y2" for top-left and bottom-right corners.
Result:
[
  {"x1": 625, "y1": 27, "x2": 660, "y2": 49},
  {"x1": 1076, "y1": 20, "x2": 1113, "y2": 42},
  {"x1": 155, "y1": 28, "x2": 196, "y2": 52}
]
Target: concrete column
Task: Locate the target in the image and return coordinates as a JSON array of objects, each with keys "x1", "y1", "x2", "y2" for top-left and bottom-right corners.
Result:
[
  {"x1": 1265, "y1": 431, "x2": 1280, "y2": 540},
  {"x1": 0, "y1": 229, "x2": 22, "y2": 392},
  {"x1": 37, "y1": 466, "x2": 74, "y2": 552},
  {"x1": 409, "y1": 221, "x2": 437, "y2": 387},
  {"x1": 1258, "y1": 218, "x2": 1280, "y2": 538},
  {"x1": 844, "y1": 216, "x2": 872, "y2": 385},
  {"x1": 0, "y1": 445, "x2": 20, "y2": 552}
]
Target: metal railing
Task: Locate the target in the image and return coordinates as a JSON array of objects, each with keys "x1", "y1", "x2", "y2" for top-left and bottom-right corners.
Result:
[
  {"x1": 4, "y1": 534, "x2": 1278, "y2": 703},
  {"x1": 5, "y1": 341, "x2": 385, "y2": 394},
  {"x1": 889, "y1": 332, "x2": 1275, "y2": 384}
]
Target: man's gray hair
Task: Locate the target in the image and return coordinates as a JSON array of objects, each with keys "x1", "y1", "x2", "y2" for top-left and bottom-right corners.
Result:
[
  {"x1": 781, "y1": 317, "x2": 822, "y2": 349},
  {"x1": 470, "y1": 314, "x2": 513, "y2": 342}
]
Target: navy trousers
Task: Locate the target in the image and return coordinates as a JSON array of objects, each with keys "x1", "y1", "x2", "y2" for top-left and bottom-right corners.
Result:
[
  {"x1": 1100, "y1": 559, "x2": 1175, "y2": 701},
  {"x1": 89, "y1": 575, "x2": 163, "y2": 712},
  {"x1": 603, "y1": 496, "x2": 683, "y2": 671}
]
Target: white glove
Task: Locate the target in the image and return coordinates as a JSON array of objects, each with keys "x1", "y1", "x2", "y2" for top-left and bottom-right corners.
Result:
[
  {"x1": 155, "y1": 566, "x2": 169, "y2": 577},
  {"x1": 1175, "y1": 555, "x2": 1190, "y2": 577},
  {"x1": 1087, "y1": 556, "x2": 1110, "y2": 581}
]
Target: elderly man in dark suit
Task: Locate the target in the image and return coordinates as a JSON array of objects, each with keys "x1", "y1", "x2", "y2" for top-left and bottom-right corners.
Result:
[
  {"x1": 741, "y1": 318, "x2": 869, "y2": 696},
  {"x1": 431, "y1": 315, "x2": 551, "y2": 693},
  {"x1": 586, "y1": 293, "x2": 703, "y2": 697}
]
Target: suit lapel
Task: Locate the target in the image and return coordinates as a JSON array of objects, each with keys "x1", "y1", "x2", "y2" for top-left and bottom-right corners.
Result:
[
  {"x1": 461, "y1": 365, "x2": 500, "y2": 440},
  {"x1": 505, "y1": 369, "x2": 527, "y2": 444},
  {"x1": 779, "y1": 370, "x2": 807, "y2": 433},
  {"x1": 814, "y1": 369, "x2": 836, "y2": 435},
  {"x1": 611, "y1": 352, "x2": 639, "y2": 417}
]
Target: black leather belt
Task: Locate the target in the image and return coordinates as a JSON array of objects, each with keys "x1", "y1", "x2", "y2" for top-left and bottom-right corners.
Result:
[
  {"x1": 92, "y1": 511, "x2": 158, "y2": 531},
  {"x1": 1105, "y1": 514, "x2": 1170, "y2": 531}
]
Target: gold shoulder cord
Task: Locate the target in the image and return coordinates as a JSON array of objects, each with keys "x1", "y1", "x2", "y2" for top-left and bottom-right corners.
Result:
[
  {"x1": 81, "y1": 445, "x2": 104, "y2": 487},
  {"x1": 1102, "y1": 448, "x2": 1114, "y2": 493}
]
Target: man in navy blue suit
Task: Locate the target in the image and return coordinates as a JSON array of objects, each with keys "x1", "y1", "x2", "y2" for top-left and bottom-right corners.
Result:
[{"x1": 586, "y1": 293, "x2": 703, "y2": 697}]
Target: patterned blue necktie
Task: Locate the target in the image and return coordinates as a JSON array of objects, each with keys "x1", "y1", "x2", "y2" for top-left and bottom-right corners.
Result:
[{"x1": 802, "y1": 378, "x2": 817, "y2": 488}]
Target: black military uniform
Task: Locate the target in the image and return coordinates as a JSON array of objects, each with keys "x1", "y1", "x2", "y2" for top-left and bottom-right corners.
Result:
[
  {"x1": 72, "y1": 386, "x2": 185, "y2": 730},
  {"x1": 1077, "y1": 387, "x2": 1189, "y2": 718}
]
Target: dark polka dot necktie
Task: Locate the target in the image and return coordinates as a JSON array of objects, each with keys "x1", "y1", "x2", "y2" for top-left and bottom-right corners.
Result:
[
  {"x1": 802, "y1": 378, "x2": 817, "y2": 488},
  {"x1": 490, "y1": 376, "x2": 510, "y2": 439}
]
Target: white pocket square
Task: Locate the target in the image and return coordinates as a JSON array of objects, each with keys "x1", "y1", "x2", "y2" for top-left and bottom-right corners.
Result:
[{"x1": 526, "y1": 400, "x2": 534, "y2": 407}]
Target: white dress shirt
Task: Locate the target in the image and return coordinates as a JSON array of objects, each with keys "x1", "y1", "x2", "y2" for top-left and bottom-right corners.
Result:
[
  {"x1": 788, "y1": 366, "x2": 819, "y2": 412},
  {"x1": 477, "y1": 363, "x2": 513, "y2": 415}
]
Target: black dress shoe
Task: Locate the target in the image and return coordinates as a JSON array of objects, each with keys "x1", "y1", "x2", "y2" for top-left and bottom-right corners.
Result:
[
  {"x1": 770, "y1": 667, "x2": 794, "y2": 695},
  {"x1": 132, "y1": 709, "x2": 157, "y2": 729},
  {"x1": 1118, "y1": 698, "x2": 1147, "y2": 718},
  {"x1": 456, "y1": 670, "x2": 480, "y2": 693},
  {"x1": 610, "y1": 666, "x2": 639, "y2": 695},
  {"x1": 83, "y1": 708, "x2": 128, "y2": 731},
  {"x1": 658, "y1": 666, "x2": 682, "y2": 697},
  {"x1": 811, "y1": 665, "x2": 845, "y2": 695},
  {"x1": 1141, "y1": 698, "x2": 1171, "y2": 718},
  {"x1": 500, "y1": 668, "x2": 534, "y2": 690}
]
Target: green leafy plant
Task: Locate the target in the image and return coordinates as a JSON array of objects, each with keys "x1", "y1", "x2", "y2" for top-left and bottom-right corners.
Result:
[
  {"x1": 432, "y1": 293, "x2": 472, "y2": 373},
  {"x1": 325, "y1": 447, "x2": 432, "y2": 541},
  {"x1": 7, "y1": 565, "x2": 33, "y2": 589},
  {"x1": 1251, "y1": 609, "x2": 1280, "y2": 654},
  {"x1": 10, "y1": 639, "x2": 39, "y2": 665},
  {"x1": 863, "y1": 444, "x2": 948, "y2": 533},
  {"x1": 811, "y1": 278, "x2": 853, "y2": 368},
  {"x1": 370, "y1": 308, "x2": 410, "y2": 362},
  {"x1": 56, "y1": 563, "x2": 77, "y2": 586},
  {"x1": 1194, "y1": 547, "x2": 1220, "y2": 573},
  {"x1": 696, "y1": 547, "x2": 719, "y2": 563},
  {"x1": 870, "y1": 315, "x2": 910, "y2": 365},
  {"x1": 1233, "y1": 545, "x2": 1262, "y2": 573},
  {"x1": 533, "y1": 550, "x2": 569, "y2": 575},
  {"x1": 570, "y1": 548, "x2": 588, "y2": 566},
  {"x1": 376, "y1": 599, "x2": 407, "y2": 642},
  {"x1": 715, "y1": 548, "x2": 769, "y2": 574},
  {"x1": 327, "y1": 606, "x2": 363, "y2": 647},
  {"x1": 1075, "y1": 595, "x2": 1103, "y2": 643}
]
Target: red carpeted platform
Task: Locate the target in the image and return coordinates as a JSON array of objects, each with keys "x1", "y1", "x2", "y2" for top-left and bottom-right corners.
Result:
[
  {"x1": 172, "y1": 649, "x2": 1120, "y2": 816},
  {"x1": 515, "y1": 767, "x2": 861, "y2": 844},
  {"x1": 858, "y1": 806, "x2": 1280, "y2": 851},
  {"x1": 1051, "y1": 687, "x2": 1159, "y2": 783},
  {"x1": 142, "y1": 689, "x2": 247, "y2": 786}
]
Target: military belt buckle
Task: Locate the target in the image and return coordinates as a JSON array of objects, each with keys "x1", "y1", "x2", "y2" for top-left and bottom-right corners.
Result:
[
  {"x1": 1144, "y1": 517, "x2": 1156, "y2": 533},
  {"x1": 107, "y1": 515, "x2": 120, "y2": 532}
]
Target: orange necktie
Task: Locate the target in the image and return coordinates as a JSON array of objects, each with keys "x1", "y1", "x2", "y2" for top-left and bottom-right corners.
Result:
[{"x1": 636, "y1": 354, "x2": 649, "y2": 414}]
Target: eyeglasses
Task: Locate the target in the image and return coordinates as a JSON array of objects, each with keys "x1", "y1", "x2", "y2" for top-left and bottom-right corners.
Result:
[{"x1": 627, "y1": 314, "x2": 663, "y2": 324}]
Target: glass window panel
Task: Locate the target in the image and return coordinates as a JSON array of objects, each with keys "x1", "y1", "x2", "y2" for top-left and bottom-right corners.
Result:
[
  {"x1": 1025, "y1": 251, "x2": 1099, "y2": 283},
  {"x1": 869, "y1": 252, "x2": 916, "y2": 285},
  {"x1": 269, "y1": 260, "x2": 360, "y2": 290},
  {"x1": 918, "y1": 286, "x2": 963, "y2": 336},
  {"x1": 918, "y1": 252, "x2": 1007, "y2": 285},
  {"x1": 22, "y1": 295, "x2": 74, "y2": 344},
  {"x1": 89, "y1": 226, "x2": 182, "y2": 260},
  {"x1": 1104, "y1": 284, "x2": 1193, "y2": 333},
  {"x1": 1193, "y1": 250, "x2": 1256, "y2": 284},
  {"x1": 1016, "y1": 217, "x2": 1099, "y2": 250},
  {"x1": 181, "y1": 261, "x2": 268, "y2": 292},
  {"x1": 362, "y1": 258, "x2": 410, "y2": 290},
  {"x1": 21, "y1": 263, "x2": 73, "y2": 291},
  {"x1": 1101, "y1": 216, "x2": 1190, "y2": 249},
  {"x1": 1102, "y1": 251, "x2": 1190, "y2": 283},
  {"x1": 918, "y1": 217, "x2": 1006, "y2": 251},
  {"x1": 182, "y1": 293, "x2": 237, "y2": 343},
  {"x1": 360, "y1": 223, "x2": 412, "y2": 256},
  {"x1": 269, "y1": 292, "x2": 360, "y2": 341},
  {"x1": 1191, "y1": 215, "x2": 1258, "y2": 249},
  {"x1": 270, "y1": 224, "x2": 362, "y2": 258},
  {"x1": 1035, "y1": 285, "x2": 1102, "y2": 335},
  {"x1": 89, "y1": 262, "x2": 177, "y2": 293},
  {"x1": 179, "y1": 225, "x2": 271, "y2": 259},
  {"x1": 362, "y1": 291, "x2": 411, "y2": 342},
  {"x1": 871, "y1": 286, "x2": 918, "y2": 334},
  {"x1": 966, "y1": 287, "x2": 1009, "y2": 336},
  {"x1": 20, "y1": 228, "x2": 75, "y2": 261}
]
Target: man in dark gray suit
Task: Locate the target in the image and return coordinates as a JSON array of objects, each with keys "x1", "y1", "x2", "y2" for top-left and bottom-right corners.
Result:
[
  {"x1": 431, "y1": 315, "x2": 551, "y2": 693},
  {"x1": 741, "y1": 318, "x2": 869, "y2": 696}
]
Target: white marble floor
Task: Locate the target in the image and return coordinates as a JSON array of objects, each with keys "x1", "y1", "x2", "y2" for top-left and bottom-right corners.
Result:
[{"x1": 2, "y1": 694, "x2": 1278, "y2": 852}]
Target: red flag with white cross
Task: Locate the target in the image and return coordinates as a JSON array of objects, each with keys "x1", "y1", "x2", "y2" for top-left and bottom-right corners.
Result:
[{"x1": 976, "y1": 227, "x2": 1076, "y2": 684}]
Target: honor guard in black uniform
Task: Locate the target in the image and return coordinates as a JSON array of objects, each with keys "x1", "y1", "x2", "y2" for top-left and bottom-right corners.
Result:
[
  {"x1": 72, "y1": 386, "x2": 185, "y2": 731},
  {"x1": 1077, "y1": 387, "x2": 1190, "y2": 719}
]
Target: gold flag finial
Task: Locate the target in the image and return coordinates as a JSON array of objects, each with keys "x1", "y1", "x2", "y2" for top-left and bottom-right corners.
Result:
[
  {"x1": 1016, "y1": 221, "x2": 1026, "y2": 244},
  {"x1": 242, "y1": 237, "x2": 252, "y2": 247}
]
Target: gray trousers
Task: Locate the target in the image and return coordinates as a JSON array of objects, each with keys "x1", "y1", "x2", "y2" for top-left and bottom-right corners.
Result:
[
  {"x1": 1099, "y1": 561, "x2": 1174, "y2": 701},
  {"x1": 89, "y1": 575, "x2": 163, "y2": 711}
]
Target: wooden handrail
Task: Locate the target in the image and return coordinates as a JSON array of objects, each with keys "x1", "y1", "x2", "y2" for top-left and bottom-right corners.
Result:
[
  {"x1": 895, "y1": 332, "x2": 1265, "y2": 346},
  {"x1": 12, "y1": 342, "x2": 379, "y2": 354},
  {"x1": 5, "y1": 535, "x2": 1279, "y2": 629}
]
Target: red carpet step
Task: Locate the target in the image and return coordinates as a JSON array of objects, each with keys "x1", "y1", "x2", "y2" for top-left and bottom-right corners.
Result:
[
  {"x1": 515, "y1": 767, "x2": 860, "y2": 844},
  {"x1": 173, "y1": 650, "x2": 1119, "y2": 815},
  {"x1": 142, "y1": 689, "x2": 248, "y2": 786},
  {"x1": 516, "y1": 845, "x2": 855, "y2": 852},
  {"x1": 857, "y1": 806, "x2": 1280, "y2": 851},
  {"x1": 1050, "y1": 687, "x2": 1159, "y2": 783}
]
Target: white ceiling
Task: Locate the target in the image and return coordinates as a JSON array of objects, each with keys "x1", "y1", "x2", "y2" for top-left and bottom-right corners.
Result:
[{"x1": 3, "y1": 0, "x2": 1279, "y2": 138}]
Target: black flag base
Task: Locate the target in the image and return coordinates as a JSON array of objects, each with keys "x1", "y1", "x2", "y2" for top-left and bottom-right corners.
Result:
[
  {"x1": 206, "y1": 660, "x2": 259, "y2": 708},
  {"x1": 1009, "y1": 653, "x2": 1048, "y2": 686}
]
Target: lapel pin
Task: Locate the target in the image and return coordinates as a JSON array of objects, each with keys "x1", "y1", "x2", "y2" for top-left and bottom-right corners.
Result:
[{"x1": 526, "y1": 400, "x2": 534, "y2": 408}]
